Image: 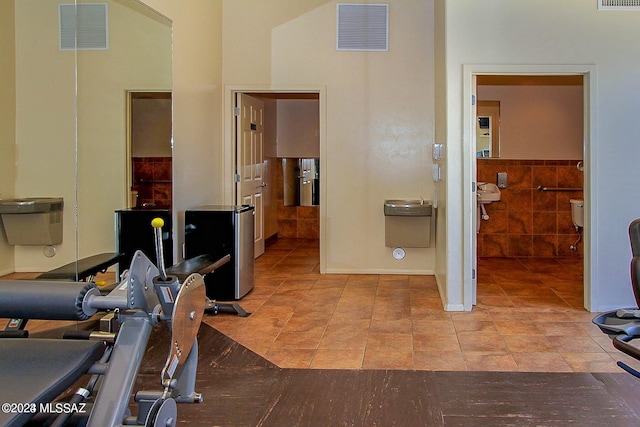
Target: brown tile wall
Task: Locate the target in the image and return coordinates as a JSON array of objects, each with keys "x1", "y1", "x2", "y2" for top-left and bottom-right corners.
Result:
[
  {"x1": 477, "y1": 159, "x2": 583, "y2": 258},
  {"x1": 132, "y1": 157, "x2": 172, "y2": 209},
  {"x1": 275, "y1": 160, "x2": 319, "y2": 239}
]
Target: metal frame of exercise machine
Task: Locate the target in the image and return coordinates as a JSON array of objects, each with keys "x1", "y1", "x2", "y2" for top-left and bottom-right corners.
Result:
[{"x1": 0, "y1": 219, "x2": 211, "y2": 427}]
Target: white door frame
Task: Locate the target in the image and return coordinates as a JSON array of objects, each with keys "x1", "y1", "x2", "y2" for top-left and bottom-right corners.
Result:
[
  {"x1": 462, "y1": 64, "x2": 598, "y2": 311},
  {"x1": 223, "y1": 85, "x2": 327, "y2": 271}
]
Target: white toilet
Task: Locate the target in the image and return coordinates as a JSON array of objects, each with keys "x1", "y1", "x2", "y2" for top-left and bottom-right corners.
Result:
[{"x1": 570, "y1": 199, "x2": 584, "y2": 228}]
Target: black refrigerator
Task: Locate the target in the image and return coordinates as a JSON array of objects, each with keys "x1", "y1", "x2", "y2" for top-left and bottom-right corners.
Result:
[
  {"x1": 115, "y1": 208, "x2": 173, "y2": 276},
  {"x1": 184, "y1": 205, "x2": 254, "y2": 300}
]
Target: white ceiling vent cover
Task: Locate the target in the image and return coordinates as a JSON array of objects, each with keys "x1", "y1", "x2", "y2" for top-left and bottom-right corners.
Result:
[
  {"x1": 337, "y1": 3, "x2": 389, "y2": 51},
  {"x1": 599, "y1": 0, "x2": 640, "y2": 9},
  {"x1": 59, "y1": 3, "x2": 109, "y2": 50}
]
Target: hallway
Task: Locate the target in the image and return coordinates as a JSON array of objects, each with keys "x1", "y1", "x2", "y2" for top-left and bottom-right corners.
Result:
[{"x1": 205, "y1": 238, "x2": 639, "y2": 373}]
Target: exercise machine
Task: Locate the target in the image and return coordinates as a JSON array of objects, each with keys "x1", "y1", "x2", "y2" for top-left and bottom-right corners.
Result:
[
  {"x1": 166, "y1": 253, "x2": 250, "y2": 318},
  {"x1": 2, "y1": 252, "x2": 122, "y2": 334},
  {"x1": 0, "y1": 218, "x2": 211, "y2": 427},
  {"x1": 593, "y1": 218, "x2": 640, "y2": 377}
]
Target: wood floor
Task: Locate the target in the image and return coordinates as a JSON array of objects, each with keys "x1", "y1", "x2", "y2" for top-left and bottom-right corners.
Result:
[
  {"x1": 133, "y1": 323, "x2": 640, "y2": 426},
  {"x1": 14, "y1": 318, "x2": 640, "y2": 426}
]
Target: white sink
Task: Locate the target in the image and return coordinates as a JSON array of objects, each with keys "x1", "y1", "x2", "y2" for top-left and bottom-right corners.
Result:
[
  {"x1": 477, "y1": 182, "x2": 501, "y2": 204},
  {"x1": 476, "y1": 182, "x2": 501, "y2": 233}
]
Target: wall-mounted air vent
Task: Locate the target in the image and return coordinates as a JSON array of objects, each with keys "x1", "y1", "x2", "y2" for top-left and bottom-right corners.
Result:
[
  {"x1": 336, "y1": 3, "x2": 389, "y2": 51},
  {"x1": 59, "y1": 3, "x2": 109, "y2": 50},
  {"x1": 598, "y1": 0, "x2": 640, "y2": 10}
]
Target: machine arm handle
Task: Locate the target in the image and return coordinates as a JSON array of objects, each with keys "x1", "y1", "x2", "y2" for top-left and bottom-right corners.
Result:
[
  {"x1": 613, "y1": 334, "x2": 640, "y2": 361},
  {"x1": 151, "y1": 217, "x2": 168, "y2": 281}
]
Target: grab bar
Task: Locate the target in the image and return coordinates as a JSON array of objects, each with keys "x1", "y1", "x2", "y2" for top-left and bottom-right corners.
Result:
[
  {"x1": 537, "y1": 186, "x2": 581, "y2": 192},
  {"x1": 136, "y1": 179, "x2": 171, "y2": 184}
]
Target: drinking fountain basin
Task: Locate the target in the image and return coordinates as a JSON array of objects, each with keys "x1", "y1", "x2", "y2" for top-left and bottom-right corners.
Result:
[
  {"x1": 477, "y1": 182, "x2": 501, "y2": 204},
  {"x1": 384, "y1": 199, "x2": 432, "y2": 216},
  {"x1": 384, "y1": 199, "x2": 433, "y2": 248}
]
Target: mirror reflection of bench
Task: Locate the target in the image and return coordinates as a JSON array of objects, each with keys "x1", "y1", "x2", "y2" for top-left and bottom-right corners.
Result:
[
  {"x1": 35, "y1": 252, "x2": 124, "y2": 283},
  {"x1": 3, "y1": 252, "x2": 123, "y2": 335},
  {"x1": 4, "y1": 249, "x2": 249, "y2": 337}
]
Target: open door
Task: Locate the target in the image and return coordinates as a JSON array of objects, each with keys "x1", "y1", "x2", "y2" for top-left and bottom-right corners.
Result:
[
  {"x1": 470, "y1": 75, "x2": 478, "y2": 306},
  {"x1": 236, "y1": 93, "x2": 265, "y2": 258}
]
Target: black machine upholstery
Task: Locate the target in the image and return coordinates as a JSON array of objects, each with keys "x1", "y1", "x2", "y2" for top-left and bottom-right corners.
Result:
[
  {"x1": 0, "y1": 339, "x2": 106, "y2": 427},
  {"x1": 0, "y1": 281, "x2": 97, "y2": 321},
  {"x1": 629, "y1": 220, "x2": 640, "y2": 308},
  {"x1": 166, "y1": 253, "x2": 231, "y2": 282},
  {"x1": 629, "y1": 219, "x2": 640, "y2": 257},
  {"x1": 36, "y1": 252, "x2": 122, "y2": 281}
]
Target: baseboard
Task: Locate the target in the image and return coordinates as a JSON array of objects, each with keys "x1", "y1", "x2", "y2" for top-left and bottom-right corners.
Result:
[
  {"x1": 325, "y1": 268, "x2": 435, "y2": 275},
  {"x1": 444, "y1": 303, "x2": 467, "y2": 311},
  {"x1": 265, "y1": 233, "x2": 278, "y2": 247}
]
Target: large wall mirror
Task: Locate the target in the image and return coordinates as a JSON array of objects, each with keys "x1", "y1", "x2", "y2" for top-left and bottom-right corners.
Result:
[
  {"x1": 282, "y1": 158, "x2": 320, "y2": 206},
  {"x1": 0, "y1": 0, "x2": 171, "y2": 277}
]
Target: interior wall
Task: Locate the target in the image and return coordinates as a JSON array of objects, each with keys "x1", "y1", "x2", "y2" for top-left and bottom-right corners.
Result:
[
  {"x1": 434, "y1": 0, "x2": 449, "y2": 305},
  {"x1": 476, "y1": 159, "x2": 584, "y2": 258},
  {"x1": 14, "y1": 0, "x2": 77, "y2": 271},
  {"x1": 12, "y1": 0, "x2": 171, "y2": 271},
  {"x1": 0, "y1": 0, "x2": 16, "y2": 274},
  {"x1": 141, "y1": 0, "x2": 223, "y2": 263},
  {"x1": 443, "y1": 0, "x2": 640, "y2": 311},
  {"x1": 223, "y1": 0, "x2": 436, "y2": 274},
  {"x1": 276, "y1": 99, "x2": 320, "y2": 158},
  {"x1": 131, "y1": 98, "x2": 172, "y2": 157},
  {"x1": 477, "y1": 84, "x2": 583, "y2": 159}
]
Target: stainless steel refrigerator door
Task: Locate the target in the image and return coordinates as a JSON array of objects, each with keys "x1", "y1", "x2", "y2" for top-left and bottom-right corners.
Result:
[{"x1": 235, "y1": 208, "x2": 255, "y2": 298}]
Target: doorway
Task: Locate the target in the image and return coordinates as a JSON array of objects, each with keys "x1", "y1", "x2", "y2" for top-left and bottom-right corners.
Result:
[
  {"x1": 126, "y1": 91, "x2": 172, "y2": 209},
  {"x1": 229, "y1": 89, "x2": 324, "y2": 265},
  {"x1": 463, "y1": 64, "x2": 597, "y2": 312}
]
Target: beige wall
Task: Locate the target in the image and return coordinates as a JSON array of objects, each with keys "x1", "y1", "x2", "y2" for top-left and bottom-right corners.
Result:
[
  {"x1": 141, "y1": 0, "x2": 223, "y2": 261},
  {"x1": 276, "y1": 99, "x2": 319, "y2": 158},
  {"x1": 147, "y1": 0, "x2": 437, "y2": 274},
  {"x1": 223, "y1": 0, "x2": 436, "y2": 273},
  {"x1": 433, "y1": 0, "x2": 448, "y2": 304},
  {"x1": 0, "y1": 0, "x2": 16, "y2": 274},
  {"x1": 12, "y1": 0, "x2": 171, "y2": 271},
  {"x1": 443, "y1": 0, "x2": 640, "y2": 311},
  {"x1": 14, "y1": 0, "x2": 77, "y2": 271},
  {"x1": 131, "y1": 98, "x2": 172, "y2": 157},
  {"x1": 477, "y1": 84, "x2": 583, "y2": 160}
]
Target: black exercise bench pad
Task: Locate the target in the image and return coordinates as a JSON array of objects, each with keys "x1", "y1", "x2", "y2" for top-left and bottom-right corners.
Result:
[
  {"x1": 36, "y1": 252, "x2": 123, "y2": 281},
  {"x1": 166, "y1": 253, "x2": 231, "y2": 281},
  {"x1": 0, "y1": 338, "x2": 106, "y2": 427}
]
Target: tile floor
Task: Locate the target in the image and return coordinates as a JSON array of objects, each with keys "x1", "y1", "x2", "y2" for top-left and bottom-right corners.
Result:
[{"x1": 205, "y1": 238, "x2": 640, "y2": 373}]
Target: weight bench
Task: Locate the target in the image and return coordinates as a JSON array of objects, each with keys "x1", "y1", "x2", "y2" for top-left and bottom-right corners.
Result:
[
  {"x1": 167, "y1": 253, "x2": 250, "y2": 317},
  {"x1": 3, "y1": 252, "x2": 123, "y2": 334},
  {"x1": 36, "y1": 252, "x2": 123, "y2": 282}
]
